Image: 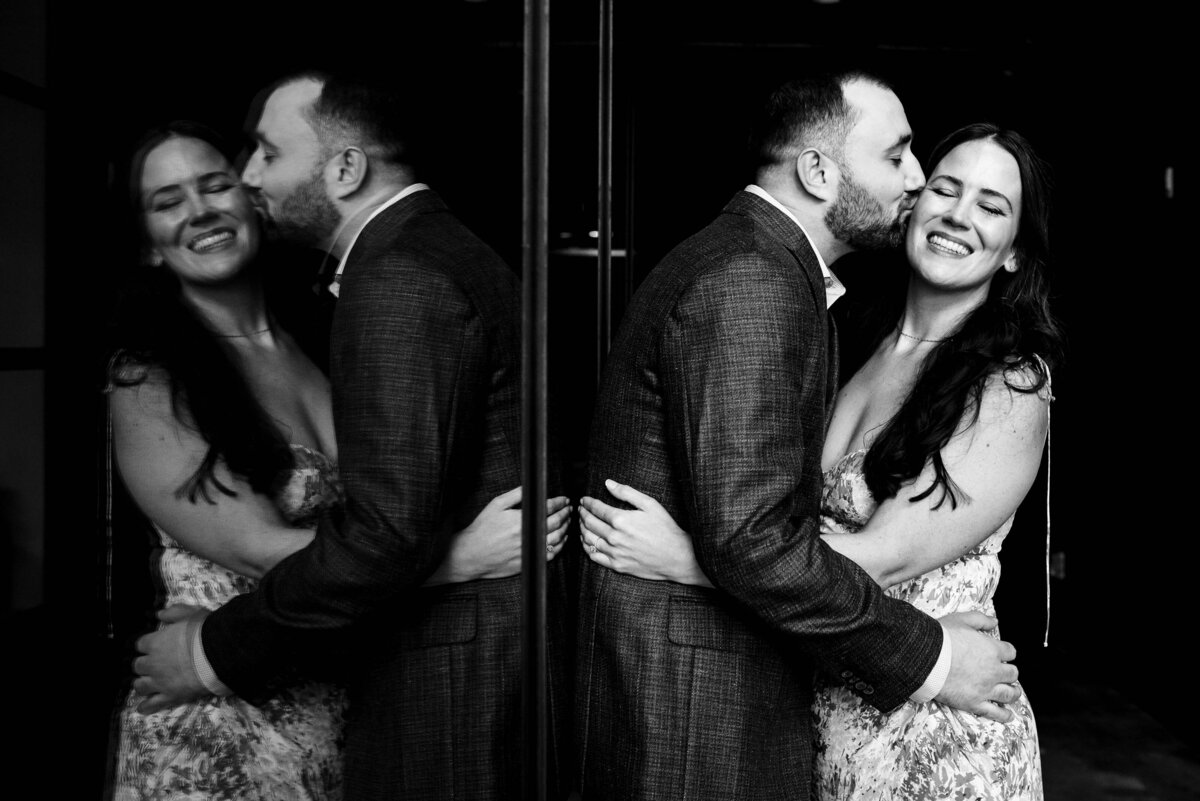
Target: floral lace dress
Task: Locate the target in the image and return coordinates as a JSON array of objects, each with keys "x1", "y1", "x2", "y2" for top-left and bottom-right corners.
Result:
[
  {"x1": 113, "y1": 445, "x2": 347, "y2": 801},
  {"x1": 811, "y1": 448, "x2": 1043, "y2": 801}
]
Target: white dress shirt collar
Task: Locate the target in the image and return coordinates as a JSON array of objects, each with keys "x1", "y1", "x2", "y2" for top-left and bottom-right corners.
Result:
[
  {"x1": 328, "y1": 183, "x2": 431, "y2": 297},
  {"x1": 744, "y1": 184, "x2": 845, "y2": 308}
]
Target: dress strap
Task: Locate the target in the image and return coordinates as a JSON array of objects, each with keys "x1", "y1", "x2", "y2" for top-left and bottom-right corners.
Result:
[
  {"x1": 104, "y1": 396, "x2": 115, "y2": 639},
  {"x1": 101, "y1": 352, "x2": 122, "y2": 639},
  {"x1": 1032, "y1": 354, "x2": 1054, "y2": 647}
]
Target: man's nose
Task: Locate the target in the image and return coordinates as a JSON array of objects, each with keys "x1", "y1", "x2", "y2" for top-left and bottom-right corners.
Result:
[
  {"x1": 241, "y1": 151, "x2": 262, "y2": 187},
  {"x1": 904, "y1": 154, "x2": 925, "y2": 193},
  {"x1": 243, "y1": 184, "x2": 266, "y2": 216}
]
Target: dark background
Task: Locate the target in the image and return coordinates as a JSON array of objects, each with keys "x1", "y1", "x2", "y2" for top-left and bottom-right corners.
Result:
[{"x1": 7, "y1": 0, "x2": 1190, "y2": 796}]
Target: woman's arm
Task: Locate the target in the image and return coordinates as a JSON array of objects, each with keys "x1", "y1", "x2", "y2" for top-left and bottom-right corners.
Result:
[
  {"x1": 114, "y1": 373, "x2": 572, "y2": 586},
  {"x1": 582, "y1": 371, "x2": 1048, "y2": 591},
  {"x1": 424, "y1": 487, "x2": 572, "y2": 585},
  {"x1": 823, "y1": 372, "x2": 1049, "y2": 588},
  {"x1": 109, "y1": 374, "x2": 314, "y2": 580}
]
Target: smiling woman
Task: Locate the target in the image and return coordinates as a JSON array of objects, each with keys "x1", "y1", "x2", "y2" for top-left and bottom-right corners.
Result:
[
  {"x1": 114, "y1": 121, "x2": 320, "y2": 499},
  {"x1": 106, "y1": 121, "x2": 349, "y2": 800},
  {"x1": 905, "y1": 137, "x2": 1023, "y2": 302},
  {"x1": 803, "y1": 123, "x2": 1062, "y2": 801},
  {"x1": 139, "y1": 136, "x2": 262, "y2": 291}
]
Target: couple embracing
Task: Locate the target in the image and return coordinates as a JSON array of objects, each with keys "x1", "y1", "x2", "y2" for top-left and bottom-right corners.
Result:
[
  {"x1": 117, "y1": 70, "x2": 573, "y2": 800},
  {"x1": 575, "y1": 68, "x2": 1058, "y2": 800},
  {"x1": 120, "y1": 66, "x2": 1058, "y2": 801}
]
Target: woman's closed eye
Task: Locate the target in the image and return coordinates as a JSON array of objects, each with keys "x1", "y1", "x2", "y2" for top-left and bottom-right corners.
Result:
[{"x1": 150, "y1": 196, "x2": 182, "y2": 212}]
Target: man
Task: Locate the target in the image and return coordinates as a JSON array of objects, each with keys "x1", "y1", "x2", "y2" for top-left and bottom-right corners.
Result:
[
  {"x1": 575, "y1": 70, "x2": 1021, "y2": 800},
  {"x1": 131, "y1": 71, "x2": 569, "y2": 799}
]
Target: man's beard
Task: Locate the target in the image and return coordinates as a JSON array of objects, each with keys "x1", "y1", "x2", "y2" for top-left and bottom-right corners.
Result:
[
  {"x1": 825, "y1": 172, "x2": 905, "y2": 252},
  {"x1": 270, "y1": 170, "x2": 339, "y2": 249}
]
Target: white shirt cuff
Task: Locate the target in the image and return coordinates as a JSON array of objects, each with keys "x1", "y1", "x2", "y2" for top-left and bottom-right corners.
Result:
[
  {"x1": 909, "y1": 623, "x2": 952, "y2": 703},
  {"x1": 190, "y1": 617, "x2": 233, "y2": 697}
]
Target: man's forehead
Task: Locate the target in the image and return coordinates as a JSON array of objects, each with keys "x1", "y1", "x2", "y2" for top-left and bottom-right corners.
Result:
[
  {"x1": 843, "y1": 80, "x2": 910, "y2": 147},
  {"x1": 259, "y1": 79, "x2": 322, "y2": 135}
]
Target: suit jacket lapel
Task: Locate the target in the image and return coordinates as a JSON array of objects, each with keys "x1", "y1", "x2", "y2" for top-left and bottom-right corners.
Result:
[
  {"x1": 724, "y1": 191, "x2": 837, "y2": 415},
  {"x1": 723, "y1": 192, "x2": 829, "y2": 317},
  {"x1": 339, "y1": 189, "x2": 448, "y2": 288}
]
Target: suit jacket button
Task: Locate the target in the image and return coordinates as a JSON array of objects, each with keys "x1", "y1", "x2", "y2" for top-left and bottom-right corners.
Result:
[{"x1": 841, "y1": 670, "x2": 854, "y2": 679}]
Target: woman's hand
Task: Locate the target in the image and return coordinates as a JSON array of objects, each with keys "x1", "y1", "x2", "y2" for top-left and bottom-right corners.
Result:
[
  {"x1": 579, "y1": 479, "x2": 713, "y2": 587},
  {"x1": 425, "y1": 487, "x2": 571, "y2": 585}
]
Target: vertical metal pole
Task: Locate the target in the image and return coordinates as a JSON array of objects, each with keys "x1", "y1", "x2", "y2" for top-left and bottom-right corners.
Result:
[
  {"x1": 624, "y1": 99, "x2": 636, "y2": 307},
  {"x1": 596, "y1": 0, "x2": 614, "y2": 385},
  {"x1": 521, "y1": 0, "x2": 549, "y2": 799}
]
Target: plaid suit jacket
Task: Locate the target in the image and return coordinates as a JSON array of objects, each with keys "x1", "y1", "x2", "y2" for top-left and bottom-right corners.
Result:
[
  {"x1": 202, "y1": 190, "x2": 570, "y2": 800},
  {"x1": 575, "y1": 191, "x2": 942, "y2": 800}
]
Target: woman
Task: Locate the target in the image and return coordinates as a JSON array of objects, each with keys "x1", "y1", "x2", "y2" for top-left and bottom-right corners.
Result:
[
  {"x1": 107, "y1": 121, "x2": 570, "y2": 800},
  {"x1": 578, "y1": 123, "x2": 1062, "y2": 800}
]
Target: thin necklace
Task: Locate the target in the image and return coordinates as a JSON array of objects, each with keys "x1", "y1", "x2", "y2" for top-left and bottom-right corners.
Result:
[
  {"x1": 896, "y1": 325, "x2": 949, "y2": 344},
  {"x1": 212, "y1": 325, "x2": 273, "y2": 338}
]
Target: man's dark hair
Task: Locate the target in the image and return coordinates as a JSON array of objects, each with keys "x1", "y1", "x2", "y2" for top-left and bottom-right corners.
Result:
[
  {"x1": 276, "y1": 69, "x2": 420, "y2": 171},
  {"x1": 748, "y1": 69, "x2": 895, "y2": 173}
]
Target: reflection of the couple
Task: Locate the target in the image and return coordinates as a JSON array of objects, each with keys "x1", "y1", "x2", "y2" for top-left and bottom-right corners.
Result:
[{"x1": 109, "y1": 74, "x2": 572, "y2": 799}]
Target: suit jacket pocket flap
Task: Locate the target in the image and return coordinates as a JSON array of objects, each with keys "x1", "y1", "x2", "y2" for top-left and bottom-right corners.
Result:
[
  {"x1": 416, "y1": 594, "x2": 478, "y2": 647},
  {"x1": 667, "y1": 594, "x2": 760, "y2": 653}
]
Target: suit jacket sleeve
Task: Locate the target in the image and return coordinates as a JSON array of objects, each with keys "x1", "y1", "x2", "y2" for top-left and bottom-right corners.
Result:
[
  {"x1": 201, "y1": 253, "x2": 489, "y2": 696},
  {"x1": 663, "y1": 253, "x2": 942, "y2": 711}
]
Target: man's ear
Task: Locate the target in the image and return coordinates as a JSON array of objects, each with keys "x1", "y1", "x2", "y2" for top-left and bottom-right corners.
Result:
[
  {"x1": 796, "y1": 148, "x2": 839, "y2": 202},
  {"x1": 327, "y1": 147, "x2": 369, "y2": 199}
]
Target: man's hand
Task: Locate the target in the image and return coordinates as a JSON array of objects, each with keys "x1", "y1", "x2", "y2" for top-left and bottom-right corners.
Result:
[
  {"x1": 935, "y1": 611, "x2": 1021, "y2": 723},
  {"x1": 131, "y1": 605, "x2": 212, "y2": 714}
]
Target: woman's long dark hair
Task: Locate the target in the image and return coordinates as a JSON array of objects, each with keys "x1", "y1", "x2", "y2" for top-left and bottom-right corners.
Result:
[
  {"x1": 861, "y1": 123, "x2": 1066, "y2": 508},
  {"x1": 106, "y1": 120, "x2": 294, "y2": 502}
]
